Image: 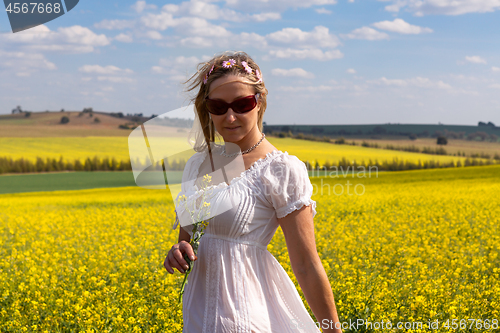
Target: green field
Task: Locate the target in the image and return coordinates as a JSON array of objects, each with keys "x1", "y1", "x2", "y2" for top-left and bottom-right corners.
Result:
[
  {"x1": 0, "y1": 171, "x2": 136, "y2": 194},
  {"x1": 0, "y1": 170, "x2": 190, "y2": 194}
]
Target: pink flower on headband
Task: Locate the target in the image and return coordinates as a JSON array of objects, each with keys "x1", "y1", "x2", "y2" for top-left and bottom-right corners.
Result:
[
  {"x1": 222, "y1": 59, "x2": 236, "y2": 68},
  {"x1": 209, "y1": 64, "x2": 215, "y2": 75},
  {"x1": 241, "y1": 61, "x2": 253, "y2": 74},
  {"x1": 203, "y1": 74, "x2": 208, "y2": 84},
  {"x1": 256, "y1": 69, "x2": 262, "y2": 82}
]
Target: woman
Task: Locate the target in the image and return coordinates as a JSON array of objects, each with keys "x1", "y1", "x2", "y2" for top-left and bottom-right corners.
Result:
[{"x1": 164, "y1": 51, "x2": 342, "y2": 333}]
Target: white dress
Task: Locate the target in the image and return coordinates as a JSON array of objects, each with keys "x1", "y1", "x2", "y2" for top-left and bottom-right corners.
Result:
[{"x1": 176, "y1": 149, "x2": 321, "y2": 333}]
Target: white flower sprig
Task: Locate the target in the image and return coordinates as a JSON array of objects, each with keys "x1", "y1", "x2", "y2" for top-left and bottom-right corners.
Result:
[{"x1": 175, "y1": 174, "x2": 214, "y2": 303}]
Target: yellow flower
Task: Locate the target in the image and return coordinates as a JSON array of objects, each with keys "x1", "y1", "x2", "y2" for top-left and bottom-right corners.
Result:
[{"x1": 203, "y1": 174, "x2": 212, "y2": 183}]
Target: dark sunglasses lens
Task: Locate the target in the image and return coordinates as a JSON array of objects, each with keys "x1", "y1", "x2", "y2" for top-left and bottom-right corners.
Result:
[
  {"x1": 232, "y1": 96, "x2": 257, "y2": 114},
  {"x1": 206, "y1": 100, "x2": 227, "y2": 115},
  {"x1": 206, "y1": 94, "x2": 258, "y2": 115}
]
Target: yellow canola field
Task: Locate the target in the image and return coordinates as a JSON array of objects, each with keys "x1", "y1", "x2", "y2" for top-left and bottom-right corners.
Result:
[
  {"x1": 270, "y1": 138, "x2": 468, "y2": 165},
  {"x1": 1, "y1": 166, "x2": 499, "y2": 332},
  {"x1": 0, "y1": 136, "x2": 469, "y2": 165},
  {"x1": 0, "y1": 137, "x2": 188, "y2": 164}
]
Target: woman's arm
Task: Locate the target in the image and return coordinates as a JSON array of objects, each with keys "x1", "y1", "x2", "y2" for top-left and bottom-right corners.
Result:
[
  {"x1": 178, "y1": 225, "x2": 191, "y2": 243},
  {"x1": 278, "y1": 205, "x2": 342, "y2": 333}
]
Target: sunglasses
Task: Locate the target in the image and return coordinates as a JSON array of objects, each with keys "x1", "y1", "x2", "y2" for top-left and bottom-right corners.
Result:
[{"x1": 205, "y1": 93, "x2": 259, "y2": 115}]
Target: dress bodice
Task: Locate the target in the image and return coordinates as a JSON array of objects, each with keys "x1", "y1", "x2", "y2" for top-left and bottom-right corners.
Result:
[{"x1": 174, "y1": 150, "x2": 317, "y2": 248}]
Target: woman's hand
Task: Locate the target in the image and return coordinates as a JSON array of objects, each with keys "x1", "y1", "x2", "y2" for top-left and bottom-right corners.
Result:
[{"x1": 164, "y1": 240, "x2": 197, "y2": 274}]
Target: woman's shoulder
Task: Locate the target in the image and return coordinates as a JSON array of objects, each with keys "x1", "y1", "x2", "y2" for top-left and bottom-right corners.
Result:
[
  {"x1": 181, "y1": 150, "x2": 206, "y2": 182},
  {"x1": 186, "y1": 150, "x2": 206, "y2": 165},
  {"x1": 264, "y1": 151, "x2": 306, "y2": 172},
  {"x1": 257, "y1": 150, "x2": 308, "y2": 182}
]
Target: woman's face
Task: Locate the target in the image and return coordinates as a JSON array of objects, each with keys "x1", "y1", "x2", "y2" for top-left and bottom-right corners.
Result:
[{"x1": 207, "y1": 74, "x2": 261, "y2": 144}]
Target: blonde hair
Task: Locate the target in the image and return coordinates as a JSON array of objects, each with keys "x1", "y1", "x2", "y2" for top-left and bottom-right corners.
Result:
[{"x1": 184, "y1": 51, "x2": 268, "y2": 152}]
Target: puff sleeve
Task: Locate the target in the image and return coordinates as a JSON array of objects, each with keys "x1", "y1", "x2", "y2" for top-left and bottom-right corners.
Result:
[{"x1": 262, "y1": 153, "x2": 317, "y2": 219}]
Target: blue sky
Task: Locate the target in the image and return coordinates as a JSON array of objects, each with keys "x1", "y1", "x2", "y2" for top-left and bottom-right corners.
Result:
[{"x1": 1, "y1": 0, "x2": 500, "y2": 125}]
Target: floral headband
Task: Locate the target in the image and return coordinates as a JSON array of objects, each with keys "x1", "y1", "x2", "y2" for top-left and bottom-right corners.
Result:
[{"x1": 203, "y1": 59, "x2": 262, "y2": 85}]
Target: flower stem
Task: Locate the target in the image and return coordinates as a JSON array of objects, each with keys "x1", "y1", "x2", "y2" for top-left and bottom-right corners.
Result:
[{"x1": 178, "y1": 253, "x2": 193, "y2": 303}]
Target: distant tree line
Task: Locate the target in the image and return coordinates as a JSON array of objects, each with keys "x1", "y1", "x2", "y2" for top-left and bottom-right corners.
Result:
[
  {"x1": 1, "y1": 153, "x2": 498, "y2": 175},
  {"x1": 148, "y1": 116, "x2": 194, "y2": 128},
  {"x1": 11, "y1": 105, "x2": 31, "y2": 117},
  {"x1": 0, "y1": 156, "x2": 131, "y2": 174},
  {"x1": 303, "y1": 157, "x2": 499, "y2": 172},
  {"x1": 263, "y1": 123, "x2": 499, "y2": 142},
  {"x1": 0, "y1": 156, "x2": 189, "y2": 175}
]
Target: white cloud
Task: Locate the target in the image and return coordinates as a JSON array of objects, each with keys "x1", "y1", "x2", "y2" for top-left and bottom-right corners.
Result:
[
  {"x1": 237, "y1": 32, "x2": 268, "y2": 47},
  {"x1": 315, "y1": 8, "x2": 332, "y2": 14},
  {"x1": 151, "y1": 66, "x2": 189, "y2": 82},
  {"x1": 278, "y1": 85, "x2": 339, "y2": 92},
  {"x1": 489, "y1": 84, "x2": 500, "y2": 89},
  {"x1": 372, "y1": 18, "x2": 433, "y2": 34},
  {"x1": 140, "y1": 12, "x2": 176, "y2": 30},
  {"x1": 0, "y1": 50, "x2": 56, "y2": 76},
  {"x1": 158, "y1": 25, "x2": 342, "y2": 57},
  {"x1": 465, "y1": 56, "x2": 487, "y2": 64},
  {"x1": 141, "y1": 14, "x2": 231, "y2": 38},
  {"x1": 342, "y1": 27, "x2": 389, "y2": 40},
  {"x1": 380, "y1": 0, "x2": 500, "y2": 16},
  {"x1": 223, "y1": 0, "x2": 338, "y2": 12},
  {"x1": 182, "y1": 18, "x2": 231, "y2": 37},
  {"x1": 114, "y1": 33, "x2": 133, "y2": 43},
  {"x1": 251, "y1": 12, "x2": 281, "y2": 21},
  {"x1": 267, "y1": 26, "x2": 340, "y2": 48},
  {"x1": 174, "y1": 56, "x2": 205, "y2": 67},
  {"x1": 272, "y1": 68, "x2": 315, "y2": 78},
  {"x1": 492, "y1": 66, "x2": 500, "y2": 72},
  {"x1": 94, "y1": 19, "x2": 136, "y2": 30},
  {"x1": 369, "y1": 76, "x2": 452, "y2": 89},
  {"x1": 346, "y1": 68, "x2": 356, "y2": 74},
  {"x1": 157, "y1": 1, "x2": 280, "y2": 22},
  {"x1": 269, "y1": 48, "x2": 343, "y2": 60},
  {"x1": 179, "y1": 36, "x2": 214, "y2": 48},
  {"x1": 79, "y1": 65, "x2": 133, "y2": 75},
  {"x1": 152, "y1": 55, "x2": 211, "y2": 82},
  {"x1": 131, "y1": 1, "x2": 157, "y2": 13},
  {"x1": 151, "y1": 66, "x2": 168, "y2": 74},
  {"x1": 98, "y1": 3, "x2": 331, "y2": 52},
  {"x1": 97, "y1": 76, "x2": 134, "y2": 83},
  {"x1": 1, "y1": 25, "x2": 110, "y2": 53},
  {"x1": 157, "y1": 55, "x2": 210, "y2": 69},
  {"x1": 180, "y1": 2, "x2": 219, "y2": 18},
  {"x1": 160, "y1": 1, "x2": 243, "y2": 21},
  {"x1": 145, "y1": 30, "x2": 163, "y2": 40},
  {"x1": 374, "y1": 77, "x2": 408, "y2": 87},
  {"x1": 264, "y1": 26, "x2": 342, "y2": 61}
]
